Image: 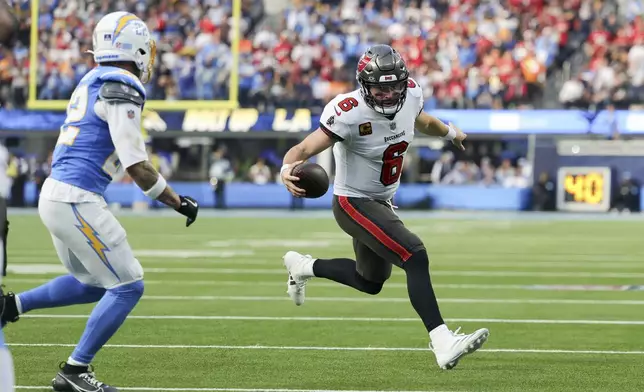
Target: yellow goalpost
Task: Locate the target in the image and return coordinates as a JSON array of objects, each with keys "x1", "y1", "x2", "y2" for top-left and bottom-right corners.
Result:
[{"x1": 27, "y1": 0, "x2": 241, "y2": 111}]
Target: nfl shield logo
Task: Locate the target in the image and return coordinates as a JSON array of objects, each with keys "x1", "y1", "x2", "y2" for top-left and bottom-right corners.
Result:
[
  {"x1": 389, "y1": 122, "x2": 396, "y2": 130},
  {"x1": 127, "y1": 110, "x2": 135, "y2": 119}
]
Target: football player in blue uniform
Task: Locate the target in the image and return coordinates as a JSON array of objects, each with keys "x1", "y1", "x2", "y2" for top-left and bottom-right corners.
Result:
[{"x1": 0, "y1": 12, "x2": 199, "y2": 392}]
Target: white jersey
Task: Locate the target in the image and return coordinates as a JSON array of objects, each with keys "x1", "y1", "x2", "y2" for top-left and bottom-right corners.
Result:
[
  {"x1": 320, "y1": 78, "x2": 424, "y2": 201},
  {"x1": 0, "y1": 143, "x2": 10, "y2": 199}
]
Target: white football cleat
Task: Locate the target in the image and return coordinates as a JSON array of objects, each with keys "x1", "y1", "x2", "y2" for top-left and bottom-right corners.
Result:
[
  {"x1": 431, "y1": 327, "x2": 489, "y2": 370},
  {"x1": 282, "y1": 251, "x2": 316, "y2": 306}
]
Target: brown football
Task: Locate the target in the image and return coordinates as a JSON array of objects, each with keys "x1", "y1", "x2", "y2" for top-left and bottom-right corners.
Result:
[{"x1": 292, "y1": 162, "x2": 329, "y2": 199}]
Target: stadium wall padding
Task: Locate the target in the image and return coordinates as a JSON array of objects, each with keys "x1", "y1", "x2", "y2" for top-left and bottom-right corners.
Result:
[{"x1": 20, "y1": 182, "x2": 532, "y2": 211}]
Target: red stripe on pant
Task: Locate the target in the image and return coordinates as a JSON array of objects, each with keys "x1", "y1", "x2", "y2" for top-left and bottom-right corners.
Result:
[{"x1": 338, "y1": 196, "x2": 412, "y2": 262}]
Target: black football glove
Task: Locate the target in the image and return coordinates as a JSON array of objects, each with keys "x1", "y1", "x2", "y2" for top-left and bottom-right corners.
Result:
[{"x1": 176, "y1": 195, "x2": 199, "y2": 227}]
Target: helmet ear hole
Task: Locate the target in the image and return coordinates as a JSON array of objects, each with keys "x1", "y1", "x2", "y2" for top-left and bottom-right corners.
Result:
[{"x1": 138, "y1": 49, "x2": 146, "y2": 55}]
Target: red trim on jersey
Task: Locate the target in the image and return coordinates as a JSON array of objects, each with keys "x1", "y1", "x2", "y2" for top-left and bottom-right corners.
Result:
[
  {"x1": 337, "y1": 196, "x2": 412, "y2": 262},
  {"x1": 320, "y1": 124, "x2": 344, "y2": 142}
]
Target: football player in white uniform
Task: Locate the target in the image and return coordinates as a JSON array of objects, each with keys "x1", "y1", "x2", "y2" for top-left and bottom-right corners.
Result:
[
  {"x1": 0, "y1": 12, "x2": 199, "y2": 392},
  {"x1": 280, "y1": 45, "x2": 489, "y2": 370}
]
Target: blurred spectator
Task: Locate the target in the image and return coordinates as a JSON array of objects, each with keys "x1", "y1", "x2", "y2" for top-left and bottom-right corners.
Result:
[
  {"x1": 6, "y1": 153, "x2": 27, "y2": 207},
  {"x1": 495, "y1": 158, "x2": 515, "y2": 185},
  {"x1": 248, "y1": 157, "x2": 272, "y2": 184},
  {"x1": 532, "y1": 171, "x2": 556, "y2": 211},
  {"x1": 559, "y1": 75, "x2": 587, "y2": 108},
  {"x1": 6, "y1": 0, "x2": 628, "y2": 111},
  {"x1": 209, "y1": 146, "x2": 234, "y2": 209},
  {"x1": 479, "y1": 156, "x2": 496, "y2": 186},
  {"x1": 429, "y1": 151, "x2": 454, "y2": 184},
  {"x1": 612, "y1": 172, "x2": 640, "y2": 212},
  {"x1": 503, "y1": 166, "x2": 530, "y2": 188},
  {"x1": 442, "y1": 161, "x2": 480, "y2": 185},
  {"x1": 560, "y1": 3, "x2": 644, "y2": 110}
]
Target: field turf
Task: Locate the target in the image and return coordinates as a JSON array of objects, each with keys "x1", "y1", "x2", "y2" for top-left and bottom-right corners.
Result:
[{"x1": 3, "y1": 211, "x2": 644, "y2": 392}]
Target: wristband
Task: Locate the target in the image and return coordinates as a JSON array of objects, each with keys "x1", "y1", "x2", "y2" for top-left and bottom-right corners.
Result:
[
  {"x1": 443, "y1": 124, "x2": 457, "y2": 141},
  {"x1": 143, "y1": 175, "x2": 167, "y2": 199},
  {"x1": 280, "y1": 164, "x2": 291, "y2": 176}
]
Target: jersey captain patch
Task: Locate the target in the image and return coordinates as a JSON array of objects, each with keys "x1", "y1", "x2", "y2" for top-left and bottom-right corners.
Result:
[{"x1": 359, "y1": 122, "x2": 372, "y2": 136}]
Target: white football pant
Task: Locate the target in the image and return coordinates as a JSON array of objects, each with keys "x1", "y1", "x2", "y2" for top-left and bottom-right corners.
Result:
[
  {"x1": 38, "y1": 198, "x2": 143, "y2": 289},
  {"x1": 0, "y1": 265, "x2": 14, "y2": 392},
  {"x1": 0, "y1": 345, "x2": 14, "y2": 392}
]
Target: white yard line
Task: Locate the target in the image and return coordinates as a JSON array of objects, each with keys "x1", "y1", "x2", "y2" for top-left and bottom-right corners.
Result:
[
  {"x1": 19, "y1": 314, "x2": 644, "y2": 325},
  {"x1": 139, "y1": 295, "x2": 644, "y2": 306},
  {"x1": 15, "y1": 387, "x2": 450, "y2": 392},
  {"x1": 9, "y1": 258, "x2": 644, "y2": 269},
  {"x1": 8, "y1": 279, "x2": 644, "y2": 292},
  {"x1": 8, "y1": 343, "x2": 644, "y2": 356},
  {"x1": 140, "y1": 268, "x2": 644, "y2": 278}
]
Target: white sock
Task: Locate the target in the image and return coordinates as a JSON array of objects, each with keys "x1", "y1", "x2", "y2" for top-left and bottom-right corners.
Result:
[
  {"x1": 14, "y1": 295, "x2": 23, "y2": 315},
  {"x1": 66, "y1": 356, "x2": 89, "y2": 367},
  {"x1": 429, "y1": 324, "x2": 451, "y2": 345},
  {"x1": 305, "y1": 258, "x2": 316, "y2": 277},
  {"x1": 0, "y1": 347, "x2": 15, "y2": 392}
]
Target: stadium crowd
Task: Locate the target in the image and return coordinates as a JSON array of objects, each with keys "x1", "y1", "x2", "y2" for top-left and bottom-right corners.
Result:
[
  {"x1": 0, "y1": 0, "x2": 640, "y2": 204},
  {"x1": 0, "y1": 0, "x2": 641, "y2": 111}
]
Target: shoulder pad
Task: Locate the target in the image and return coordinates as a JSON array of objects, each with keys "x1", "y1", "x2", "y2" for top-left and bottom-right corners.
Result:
[
  {"x1": 98, "y1": 68, "x2": 147, "y2": 100},
  {"x1": 407, "y1": 78, "x2": 422, "y2": 98},
  {"x1": 98, "y1": 81, "x2": 145, "y2": 106}
]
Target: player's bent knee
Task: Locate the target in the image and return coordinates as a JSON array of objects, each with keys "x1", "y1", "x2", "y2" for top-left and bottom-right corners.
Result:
[
  {"x1": 403, "y1": 249, "x2": 429, "y2": 271},
  {"x1": 362, "y1": 280, "x2": 384, "y2": 295},
  {"x1": 109, "y1": 279, "x2": 144, "y2": 300},
  {"x1": 355, "y1": 271, "x2": 385, "y2": 295}
]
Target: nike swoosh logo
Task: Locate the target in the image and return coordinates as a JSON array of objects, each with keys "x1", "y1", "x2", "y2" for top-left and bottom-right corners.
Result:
[
  {"x1": 58, "y1": 374, "x2": 101, "y2": 392},
  {"x1": 334, "y1": 107, "x2": 341, "y2": 116},
  {"x1": 185, "y1": 199, "x2": 198, "y2": 208}
]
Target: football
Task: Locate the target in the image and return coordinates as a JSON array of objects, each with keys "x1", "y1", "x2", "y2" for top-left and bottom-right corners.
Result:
[{"x1": 292, "y1": 162, "x2": 329, "y2": 198}]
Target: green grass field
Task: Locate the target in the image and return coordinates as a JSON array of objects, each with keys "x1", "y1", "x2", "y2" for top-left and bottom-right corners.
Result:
[{"x1": 4, "y1": 211, "x2": 644, "y2": 392}]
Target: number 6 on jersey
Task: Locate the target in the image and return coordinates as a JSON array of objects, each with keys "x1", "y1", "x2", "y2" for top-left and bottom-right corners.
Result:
[{"x1": 380, "y1": 141, "x2": 409, "y2": 186}]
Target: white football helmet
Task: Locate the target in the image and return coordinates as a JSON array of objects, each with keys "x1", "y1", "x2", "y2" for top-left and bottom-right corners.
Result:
[{"x1": 89, "y1": 12, "x2": 156, "y2": 83}]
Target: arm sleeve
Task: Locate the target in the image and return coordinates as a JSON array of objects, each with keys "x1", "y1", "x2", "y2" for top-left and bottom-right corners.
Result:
[
  {"x1": 95, "y1": 100, "x2": 148, "y2": 169},
  {"x1": 319, "y1": 99, "x2": 352, "y2": 142}
]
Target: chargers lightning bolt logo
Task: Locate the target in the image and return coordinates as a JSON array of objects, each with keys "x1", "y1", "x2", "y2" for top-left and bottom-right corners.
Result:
[
  {"x1": 71, "y1": 205, "x2": 120, "y2": 280},
  {"x1": 112, "y1": 13, "x2": 139, "y2": 43}
]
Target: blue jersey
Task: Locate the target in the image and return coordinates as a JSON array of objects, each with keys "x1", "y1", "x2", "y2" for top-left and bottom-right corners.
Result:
[{"x1": 49, "y1": 66, "x2": 147, "y2": 195}]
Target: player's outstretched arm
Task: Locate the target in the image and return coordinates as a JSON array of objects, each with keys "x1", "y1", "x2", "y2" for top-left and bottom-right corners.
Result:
[
  {"x1": 281, "y1": 129, "x2": 335, "y2": 197},
  {"x1": 127, "y1": 161, "x2": 179, "y2": 207},
  {"x1": 125, "y1": 161, "x2": 198, "y2": 226},
  {"x1": 97, "y1": 82, "x2": 199, "y2": 226},
  {"x1": 415, "y1": 111, "x2": 467, "y2": 151}
]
